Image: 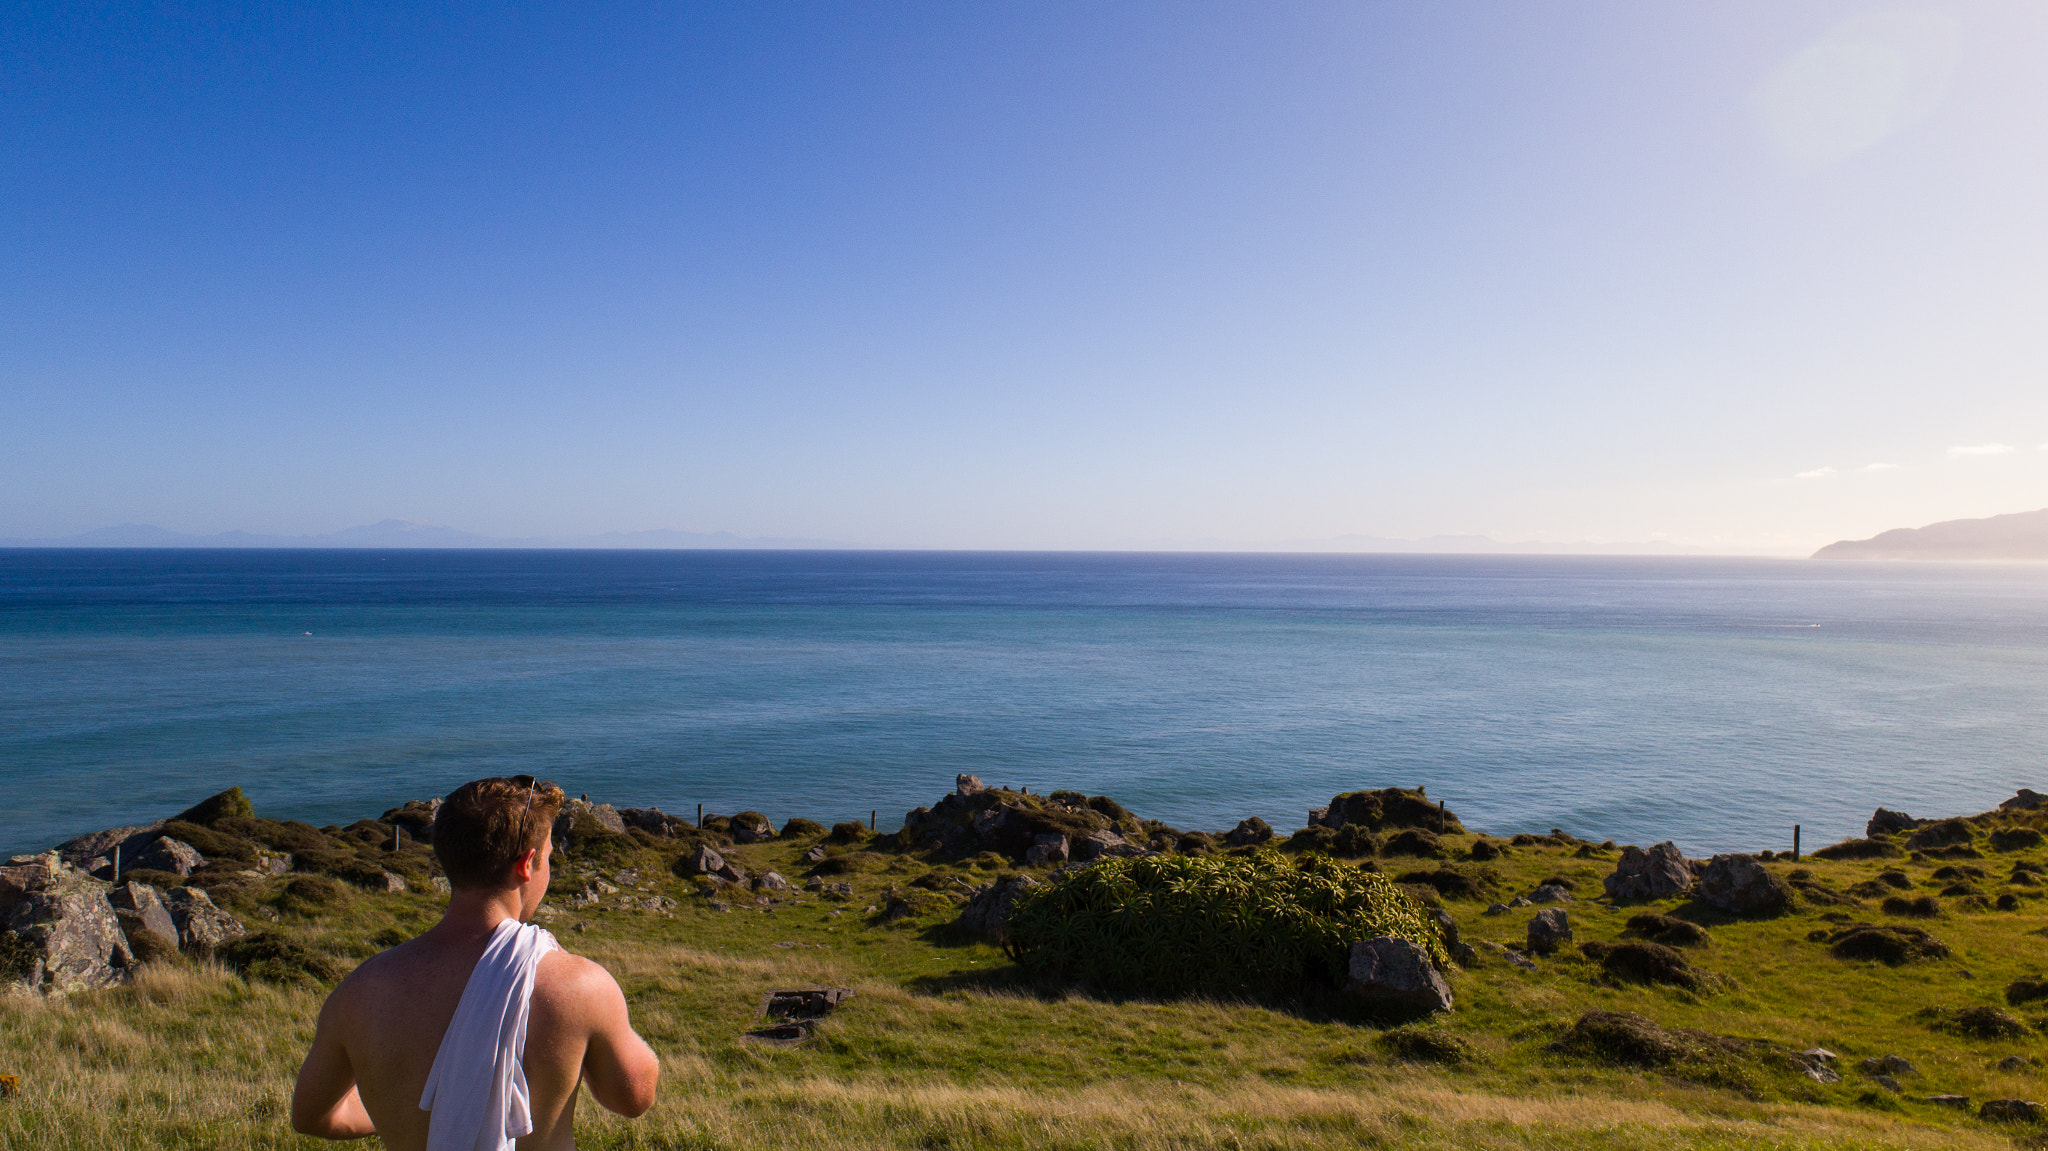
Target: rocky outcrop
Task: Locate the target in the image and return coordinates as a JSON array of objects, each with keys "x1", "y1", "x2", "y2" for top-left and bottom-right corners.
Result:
[
  {"x1": 2001, "y1": 790, "x2": 2048, "y2": 813},
  {"x1": 1224, "y1": 818, "x2": 1273, "y2": 847},
  {"x1": 1071, "y1": 829, "x2": 1136, "y2": 861},
  {"x1": 1603, "y1": 842, "x2": 1693, "y2": 902},
  {"x1": 54, "y1": 822, "x2": 165, "y2": 871},
  {"x1": 1345, "y1": 937, "x2": 1453, "y2": 1016},
  {"x1": 1696, "y1": 854, "x2": 1793, "y2": 917},
  {"x1": 956, "y1": 774, "x2": 986, "y2": 797},
  {"x1": 2, "y1": 854, "x2": 135, "y2": 991},
  {"x1": 1527, "y1": 908, "x2": 1572, "y2": 955},
  {"x1": 1867, "y1": 809, "x2": 1927, "y2": 838},
  {"x1": 956, "y1": 874, "x2": 1039, "y2": 942},
  {"x1": 1310, "y1": 788, "x2": 1463, "y2": 834}
]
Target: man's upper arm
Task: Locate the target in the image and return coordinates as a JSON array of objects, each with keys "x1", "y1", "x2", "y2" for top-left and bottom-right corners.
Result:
[
  {"x1": 291, "y1": 983, "x2": 375, "y2": 1138},
  {"x1": 568, "y1": 957, "x2": 660, "y2": 1118}
]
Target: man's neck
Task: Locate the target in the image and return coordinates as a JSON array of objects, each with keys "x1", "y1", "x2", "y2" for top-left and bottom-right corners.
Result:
[{"x1": 426, "y1": 887, "x2": 529, "y2": 945}]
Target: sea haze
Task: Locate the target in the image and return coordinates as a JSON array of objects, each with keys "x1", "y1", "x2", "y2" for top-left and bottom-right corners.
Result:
[{"x1": 3, "y1": 549, "x2": 2045, "y2": 858}]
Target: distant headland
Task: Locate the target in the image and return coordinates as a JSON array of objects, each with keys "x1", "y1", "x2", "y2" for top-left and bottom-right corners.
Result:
[{"x1": 1813, "y1": 508, "x2": 2048, "y2": 561}]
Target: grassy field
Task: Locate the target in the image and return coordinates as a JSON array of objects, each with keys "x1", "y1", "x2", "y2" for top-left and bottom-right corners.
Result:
[{"x1": 6, "y1": 805, "x2": 2048, "y2": 1150}]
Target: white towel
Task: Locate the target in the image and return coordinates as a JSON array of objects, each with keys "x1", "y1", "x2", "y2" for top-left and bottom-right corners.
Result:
[{"x1": 420, "y1": 918, "x2": 560, "y2": 1151}]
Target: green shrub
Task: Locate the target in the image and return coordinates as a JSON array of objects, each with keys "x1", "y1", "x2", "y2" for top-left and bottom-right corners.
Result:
[
  {"x1": 216, "y1": 817, "x2": 331, "y2": 854},
  {"x1": 220, "y1": 932, "x2": 341, "y2": 986},
  {"x1": 827, "y1": 821, "x2": 872, "y2": 844},
  {"x1": 275, "y1": 875, "x2": 352, "y2": 917},
  {"x1": 1993, "y1": 827, "x2": 2046, "y2": 852},
  {"x1": 1811, "y1": 838, "x2": 1898, "y2": 861},
  {"x1": 811, "y1": 851, "x2": 889, "y2": 876},
  {"x1": 158, "y1": 820, "x2": 256, "y2": 862},
  {"x1": 1005, "y1": 851, "x2": 1443, "y2": 998},
  {"x1": 779, "y1": 818, "x2": 827, "y2": 839},
  {"x1": 173, "y1": 787, "x2": 254, "y2": 827}
]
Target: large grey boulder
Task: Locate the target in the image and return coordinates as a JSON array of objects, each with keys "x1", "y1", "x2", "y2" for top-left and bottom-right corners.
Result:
[
  {"x1": 1696, "y1": 854, "x2": 1793, "y2": 917},
  {"x1": 1527, "y1": 908, "x2": 1572, "y2": 955},
  {"x1": 1345, "y1": 936, "x2": 1454, "y2": 1016},
  {"x1": 1603, "y1": 842, "x2": 1693, "y2": 902},
  {"x1": 753, "y1": 871, "x2": 792, "y2": 892},
  {"x1": 956, "y1": 774, "x2": 987, "y2": 797},
  {"x1": 2, "y1": 854, "x2": 134, "y2": 992},
  {"x1": 130, "y1": 837, "x2": 204, "y2": 877},
  {"x1": 1430, "y1": 907, "x2": 1477, "y2": 967},
  {"x1": 108, "y1": 881, "x2": 179, "y2": 961},
  {"x1": 956, "y1": 874, "x2": 1038, "y2": 942},
  {"x1": 161, "y1": 887, "x2": 247, "y2": 953}
]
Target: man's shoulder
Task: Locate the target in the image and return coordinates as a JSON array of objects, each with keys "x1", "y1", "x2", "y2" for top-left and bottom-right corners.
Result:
[{"x1": 535, "y1": 946, "x2": 622, "y2": 1001}]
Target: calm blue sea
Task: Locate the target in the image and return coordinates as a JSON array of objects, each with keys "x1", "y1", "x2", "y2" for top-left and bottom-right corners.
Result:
[{"x1": 4, "y1": 549, "x2": 2046, "y2": 859}]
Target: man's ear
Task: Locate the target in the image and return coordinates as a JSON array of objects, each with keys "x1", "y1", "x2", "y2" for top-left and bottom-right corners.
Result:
[{"x1": 511, "y1": 846, "x2": 539, "y2": 885}]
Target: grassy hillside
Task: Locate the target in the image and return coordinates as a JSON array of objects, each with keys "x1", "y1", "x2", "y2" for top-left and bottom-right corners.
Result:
[{"x1": 6, "y1": 793, "x2": 2048, "y2": 1150}]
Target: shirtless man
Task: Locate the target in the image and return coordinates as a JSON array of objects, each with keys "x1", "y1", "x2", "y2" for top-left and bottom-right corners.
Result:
[{"x1": 291, "y1": 776, "x2": 660, "y2": 1148}]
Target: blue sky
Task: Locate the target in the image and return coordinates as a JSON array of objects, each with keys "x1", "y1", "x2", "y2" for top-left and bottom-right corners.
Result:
[{"x1": 5, "y1": 2, "x2": 2045, "y2": 552}]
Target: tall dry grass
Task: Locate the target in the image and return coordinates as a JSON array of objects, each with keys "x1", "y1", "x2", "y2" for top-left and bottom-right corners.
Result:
[{"x1": 0, "y1": 949, "x2": 2008, "y2": 1151}]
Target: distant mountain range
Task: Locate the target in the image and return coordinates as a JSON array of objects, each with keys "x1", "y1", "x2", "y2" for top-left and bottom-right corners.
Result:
[
  {"x1": 1812, "y1": 508, "x2": 2048, "y2": 560},
  {"x1": 0, "y1": 519, "x2": 849, "y2": 550}
]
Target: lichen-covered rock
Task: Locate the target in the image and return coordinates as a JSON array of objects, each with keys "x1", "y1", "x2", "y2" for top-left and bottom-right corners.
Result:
[
  {"x1": 129, "y1": 837, "x2": 204, "y2": 877},
  {"x1": 161, "y1": 886, "x2": 247, "y2": 953},
  {"x1": 1696, "y1": 854, "x2": 1793, "y2": 917},
  {"x1": 729, "y1": 812, "x2": 774, "y2": 844},
  {"x1": 1527, "y1": 883, "x2": 1574, "y2": 904},
  {"x1": 1346, "y1": 936, "x2": 1453, "y2": 1016},
  {"x1": 2, "y1": 854, "x2": 134, "y2": 991},
  {"x1": 554, "y1": 798, "x2": 627, "y2": 839},
  {"x1": 1603, "y1": 841, "x2": 1693, "y2": 902},
  {"x1": 753, "y1": 871, "x2": 792, "y2": 892},
  {"x1": 1527, "y1": 908, "x2": 1572, "y2": 955},
  {"x1": 956, "y1": 774, "x2": 986, "y2": 797}
]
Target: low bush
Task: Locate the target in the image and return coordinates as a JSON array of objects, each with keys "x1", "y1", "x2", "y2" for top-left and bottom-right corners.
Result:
[
  {"x1": 2008, "y1": 978, "x2": 2048, "y2": 1006},
  {"x1": 1928, "y1": 1005, "x2": 2030, "y2": 1040},
  {"x1": 1377, "y1": 1028, "x2": 1475, "y2": 1065},
  {"x1": 1825, "y1": 924, "x2": 1950, "y2": 965},
  {"x1": 173, "y1": 786, "x2": 255, "y2": 827},
  {"x1": 1382, "y1": 829, "x2": 1446, "y2": 859},
  {"x1": 827, "y1": 821, "x2": 872, "y2": 844},
  {"x1": 1393, "y1": 868, "x2": 1486, "y2": 901},
  {"x1": 1992, "y1": 827, "x2": 2046, "y2": 852},
  {"x1": 1623, "y1": 912, "x2": 1711, "y2": 948},
  {"x1": 1811, "y1": 838, "x2": 1898, "y2": 861},
  {"x1": 157, "y1": 820, "x2": 256, "y2": 863},
  {"x1": 1583, "y1": 940, "x2": 1702, "y2": 990},
  {"x1": 1006, "y1": 852, "x2": 1443, "y2": 998},
  {"x1": 1467, "y1": 838, "x2": 1503, "y2": 861},
  {"x1": 811, "y1": 851, "x2": 890, "y2": 876},
  {"x1": 779, "y1": 818, "x2": 827, "y2": 839},
  {"x1": 1880, "y1": 895, "x2": 1941, "y2": 918},
  {"x1": 219, "y1": 932, "x2": 342, "y2": 986},
  {"x1": 274, "y1": 875, "x2": 351, "y2": 917}
]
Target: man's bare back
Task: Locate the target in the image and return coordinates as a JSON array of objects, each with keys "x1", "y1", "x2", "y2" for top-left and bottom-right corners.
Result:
[{"x1": 293, "y1": 788, "x2": 658, "y2": 1148}]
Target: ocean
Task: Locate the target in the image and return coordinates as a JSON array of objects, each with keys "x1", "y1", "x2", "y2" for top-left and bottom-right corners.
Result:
[{"x1": 3, "y1": 548, "x2": 2045, "y2": 859}]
